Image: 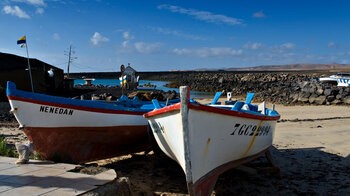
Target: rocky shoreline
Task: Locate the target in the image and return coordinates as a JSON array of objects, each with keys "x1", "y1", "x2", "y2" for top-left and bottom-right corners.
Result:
[{"x1": 165, "y1": 72, "x2": 350, "y2": 105}]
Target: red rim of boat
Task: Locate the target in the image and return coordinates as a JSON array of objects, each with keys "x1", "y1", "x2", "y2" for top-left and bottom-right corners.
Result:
[
  {"x1": 144, "y1": 102, "x2": 280, "y2": 121},
  {"x1": 8, "y1": 95, "x2": 146, "y2": 115}
]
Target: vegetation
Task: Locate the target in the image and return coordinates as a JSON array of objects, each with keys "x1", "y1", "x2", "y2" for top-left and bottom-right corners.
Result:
[{"x1": 0, "y1": 135, "x2": 18, "y2": 157}]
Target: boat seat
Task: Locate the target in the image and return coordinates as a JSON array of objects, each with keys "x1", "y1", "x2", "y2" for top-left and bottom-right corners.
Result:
[
  {"x1": 211, "y1": 91, "x2": 223, "y2": 105},
  {"x1": 140, "y1": 104, "x2": 156, "y2": 110},
  {"x1": 231, "y1": 101, "x2": 244, "y2": 111},
  {"x1": 117, "y1": 95, "x2": 129, "y2": 102},
  {"x1": 152, "y1": 99, "x2": 162, "y2": 109}
]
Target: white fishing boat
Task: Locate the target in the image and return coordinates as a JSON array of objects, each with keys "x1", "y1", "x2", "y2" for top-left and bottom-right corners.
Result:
[
  {"x1": 337, "y1": 78, "x2": 350, "y2": 87},
  {"x1": 319, "y1": 73, "x2": 350, "y2": 84},
  {"x1": 144, "y1": 86, "x2": 280, "y2": 195},
  {"x1": 137, "y1": 86, "x2": 156, "y2": 93},
  {"x1": 6, "y1": 81, "x2": 179, "y2": 163}
]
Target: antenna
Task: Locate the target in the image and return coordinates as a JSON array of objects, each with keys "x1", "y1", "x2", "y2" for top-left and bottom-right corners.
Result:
[{"x1": 64, "y1": 44, "x2": 77, "y2": 78}]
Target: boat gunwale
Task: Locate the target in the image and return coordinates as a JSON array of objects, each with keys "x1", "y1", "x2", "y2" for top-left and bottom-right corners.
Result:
[
  {"x1": 8, "y1": 95, "x2": 146, "y2": 115},
  {"x1": 144, "y1": 102, "x2": 280, "y2": 121},
  {"x1": 6, "y1": 81, "x2": 153, "y2": 115}
]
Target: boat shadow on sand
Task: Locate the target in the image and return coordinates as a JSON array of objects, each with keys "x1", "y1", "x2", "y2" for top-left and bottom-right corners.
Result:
[{"x1": 104, "y1": 146, "x2": 350, "y2": 195}]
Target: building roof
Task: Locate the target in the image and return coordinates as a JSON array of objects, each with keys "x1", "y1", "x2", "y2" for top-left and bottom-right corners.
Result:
[
  {"x1": 124, "y1": 65, "x2": 136, "y2": 74},
  {"x1": 0, "y1": 52, "x2": 63, "y2": 72}
]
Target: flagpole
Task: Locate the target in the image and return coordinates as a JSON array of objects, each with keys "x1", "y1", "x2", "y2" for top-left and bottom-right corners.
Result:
[{"x1": 24, "y1": 37, "x2": 34, "y2": 92}]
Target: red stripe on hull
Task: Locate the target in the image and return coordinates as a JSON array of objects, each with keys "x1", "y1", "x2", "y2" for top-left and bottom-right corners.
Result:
[
  {"x1": 144, "y1": 102, "x2": 280, "y2": 121},
  {"x1": 143, "y1": 103, "x2": 181, "y2": 117},
  {"x1": 8, "y1": 95, "x2": 145, "y2": 115},
  {"x1": 22, "y1": 125, "x2": 150, "y2": 163},
  {"x1": 191, "y1": 147, "x2": 269, "y2": 196}
]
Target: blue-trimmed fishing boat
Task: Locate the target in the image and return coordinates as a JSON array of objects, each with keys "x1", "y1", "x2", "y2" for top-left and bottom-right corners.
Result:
[
  {"x1": 144, "y1": 86, "x2": 280, "y2": 196},
  {"x1": 6, "y1": 81, "x2": 178, "y2": 163}
]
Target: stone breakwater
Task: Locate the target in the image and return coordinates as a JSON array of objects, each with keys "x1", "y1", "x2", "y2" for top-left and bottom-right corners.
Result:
[{"x1": 165, "y1": 72, "x2": 350, "y2": 105}]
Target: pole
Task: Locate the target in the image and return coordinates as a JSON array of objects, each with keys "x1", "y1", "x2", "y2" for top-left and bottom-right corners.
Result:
[
  {"x1": 25, "y1": 38, "x2": 34, "y2": 92},
  {"x1": 67, "y1": 45, "x2": 71, "y2": 78},
  {"x1": 121, "y1": 74, "x2": 124, "y2": 95}
]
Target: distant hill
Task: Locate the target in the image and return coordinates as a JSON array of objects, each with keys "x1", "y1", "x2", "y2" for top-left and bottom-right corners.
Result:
[{"x1": 196, "y1": 63, "x2": 350, "y2": 71}]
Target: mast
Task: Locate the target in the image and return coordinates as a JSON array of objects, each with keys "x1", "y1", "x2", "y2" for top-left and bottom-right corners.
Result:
[
  {"x1": 65, "y1": 44, "x2": 77, "y2": 78},
  {"x1": 67, "y1": 45, "x2": 71, "y2": 78}
]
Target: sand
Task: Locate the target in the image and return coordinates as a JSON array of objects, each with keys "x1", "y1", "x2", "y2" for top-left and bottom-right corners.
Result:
[{"x1": 2, "y1": 102, "x2": 350, "y2": 195}]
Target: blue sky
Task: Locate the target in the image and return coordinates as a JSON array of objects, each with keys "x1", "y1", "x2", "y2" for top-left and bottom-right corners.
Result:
[{"x1": 1, "y1": 0, "x2": 350, "y2": 72}]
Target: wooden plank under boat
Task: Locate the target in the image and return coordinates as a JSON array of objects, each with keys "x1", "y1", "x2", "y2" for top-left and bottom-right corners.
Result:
[
  {"x1": 6, "y1": 81, "x2": 176, "y2": 163},
  {"x1": 144, "y1": 86, "x2": 280, "y2": 196}
]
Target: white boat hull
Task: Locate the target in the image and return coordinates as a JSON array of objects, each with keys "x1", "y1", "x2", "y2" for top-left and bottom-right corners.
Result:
[
  {"x1": 145, "y1": 86, "x2": 280, "y2": 195},
  {"x1": 337, "y1": 78, "x2": 350, "y2": 87},
  {"x1": 7, "y1": 81, "x2": 152, "y2": 163}
]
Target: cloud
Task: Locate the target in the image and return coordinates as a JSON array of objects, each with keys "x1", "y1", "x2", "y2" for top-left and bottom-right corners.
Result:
[
  {"x1": 11, "y1": 0, "x2": 45, "y2": 6},
  {"x1": 252, "y1": 11, "x2": 266, "y2": 18},
  {"x1": 90, "y1": 32, "x2": 109, "y2": 46},
  {"x1": 242, "y1": 42, "x2": 263, "y2": 50},
  {"x1": 52, "y1": 33, "x2": 60, "y2": 40},
  {"x1": 122, "y1": 40, "x2": 129, "y2": 47},
  {"x1": 267, "y1": 42, "x2": 296, "y2": 54},
  {"x1": 280, "y1": 42, "x2": 296, "y2": 49},
  {"x1": 173, "y1": 47, "x2": 243, "y2": 58},
  {"x1": 157, "y1": 4, "x2": 244, "y2": 25},
  {"x1": 123, "y1": 31, "x2": 134, "y2": 40},
  {"x1": 36, "y1": 7, "x2": 44, "y2": 14},
  {"x1": 328, "y1": 42, "x2": 335, "y2": 47},
  {"x1": 150, "y1": 26, "x2": 206, "y2": 41},
  {"x1": 134, "y1": 42, "x2": 162, "y2": 54},
  {"x1": 2, "y1": 5, "x2": 30, "y2": 19},
  {"x1": 120, "y1": 41, "x2": 162, "y2": 54}
]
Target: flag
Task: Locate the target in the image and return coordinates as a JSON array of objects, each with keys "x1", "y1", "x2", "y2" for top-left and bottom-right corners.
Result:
[
  {"x1": 119, "y1": 75, "x2": 127, "y2": 85},
  {"x1": 17, "y1": 36, "x2": 26, "y2": 45}
]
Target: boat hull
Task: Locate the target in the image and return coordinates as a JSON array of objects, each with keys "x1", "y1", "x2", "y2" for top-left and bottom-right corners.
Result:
[
  {"x1": 22, "y1": 125, "x2": 149, "y2": 163},
  {"x1": 145, "y1": 87, "x2": 280, "y2": 196}
]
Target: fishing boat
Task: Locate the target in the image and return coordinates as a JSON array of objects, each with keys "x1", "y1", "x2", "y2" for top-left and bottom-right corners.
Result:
[
  {"x1": 319, "y1": 73, "x2": 350, "y2": 85},
  {"x1": 144, "y1": 86, "x2": 280, "y2": 196},
  {"x1": 6, "y1": 81, "x2": 178, "y2": 163},
  {"x1": 337, "y1": 78, "x2": 350, "y2": 87},
  {"x1": 137, "y1": 83, "x2": 156, "y2": 93}
]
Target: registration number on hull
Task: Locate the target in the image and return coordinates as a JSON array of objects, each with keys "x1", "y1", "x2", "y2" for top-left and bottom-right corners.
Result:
[{"x1": 230, "y1": 123, "x2": 271, "y2": 136}]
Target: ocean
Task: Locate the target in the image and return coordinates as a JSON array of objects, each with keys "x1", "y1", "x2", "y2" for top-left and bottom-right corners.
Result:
[{"x1": 74, "y1": 79, "x2": 212, "y2": 98}]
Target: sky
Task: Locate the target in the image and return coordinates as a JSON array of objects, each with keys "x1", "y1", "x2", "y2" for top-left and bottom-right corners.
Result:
[{"x1": 1, "y1": 0, "x2": 350, "y2": 72}]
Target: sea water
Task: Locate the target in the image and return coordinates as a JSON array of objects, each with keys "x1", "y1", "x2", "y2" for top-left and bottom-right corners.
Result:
[{"x1": 74, "y1": 79, "x2": 212, "y2": 98}]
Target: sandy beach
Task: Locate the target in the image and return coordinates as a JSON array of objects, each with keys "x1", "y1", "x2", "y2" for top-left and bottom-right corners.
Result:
[{"x1": 2, "y1": 101, "x2": 350, "y2": 195}]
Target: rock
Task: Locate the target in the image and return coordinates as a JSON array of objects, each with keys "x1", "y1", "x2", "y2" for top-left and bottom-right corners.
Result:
[
  {"x1": 91, "y1": 95, "x2": 101, "y2": 100},
  {"x1": 298, "y1": 97, "x2": 309, "y2": 103},
  {"x1": 81, "y1": 94, "x2": 90, "y2": 100},
  {"x1": 314, "y1": 96, "x2": 326, "y2": 105},
  {"x1": 324, "y1": 89, "x2": 332, "y2": 96},
  {"x1": 343, "y1": 96, "x2": 350, "y2": 104},
  {"x1": 289, "y1": 93, "x2": 298, "y2": 103},
  {"x1": 298, "y1": 92, "x2": 310, "y2": 103},
  {"x1": 127, "y1": 91, "x2": 138, "y2": 99},
  {"x1": 142, "y1": 93, "x2": 152, "y2": 101},
  {"x1": 331, "y1": 99, "x2": 343, "y2": 105},
  {"x1": 15, "y1": 141, "x2": 34, "y2": 164},
  {"x1": 316, "y1": 89, "x2": 324, "y2": 95},
  {"x1": 106, "y1": 95, "x2": 117, "y2": 102},
  {"x1": 336, "y1": 94, "x2": 343, "y2": 100},
  {"x1": 82, "y1": 177, "x2": 132, "y2": 196},
  {"x1": 308, "y1": 86, "x2": 316, "y2": 94},
  {"x1": 326, "y1": 95, "x2": 336, "y2": 102},
  {"x1": 308, "y1": 94, "x2": 318, "y2": 104},
  {"x1": 240, "y1": 75, "x2": 250, "y2": 82}
]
